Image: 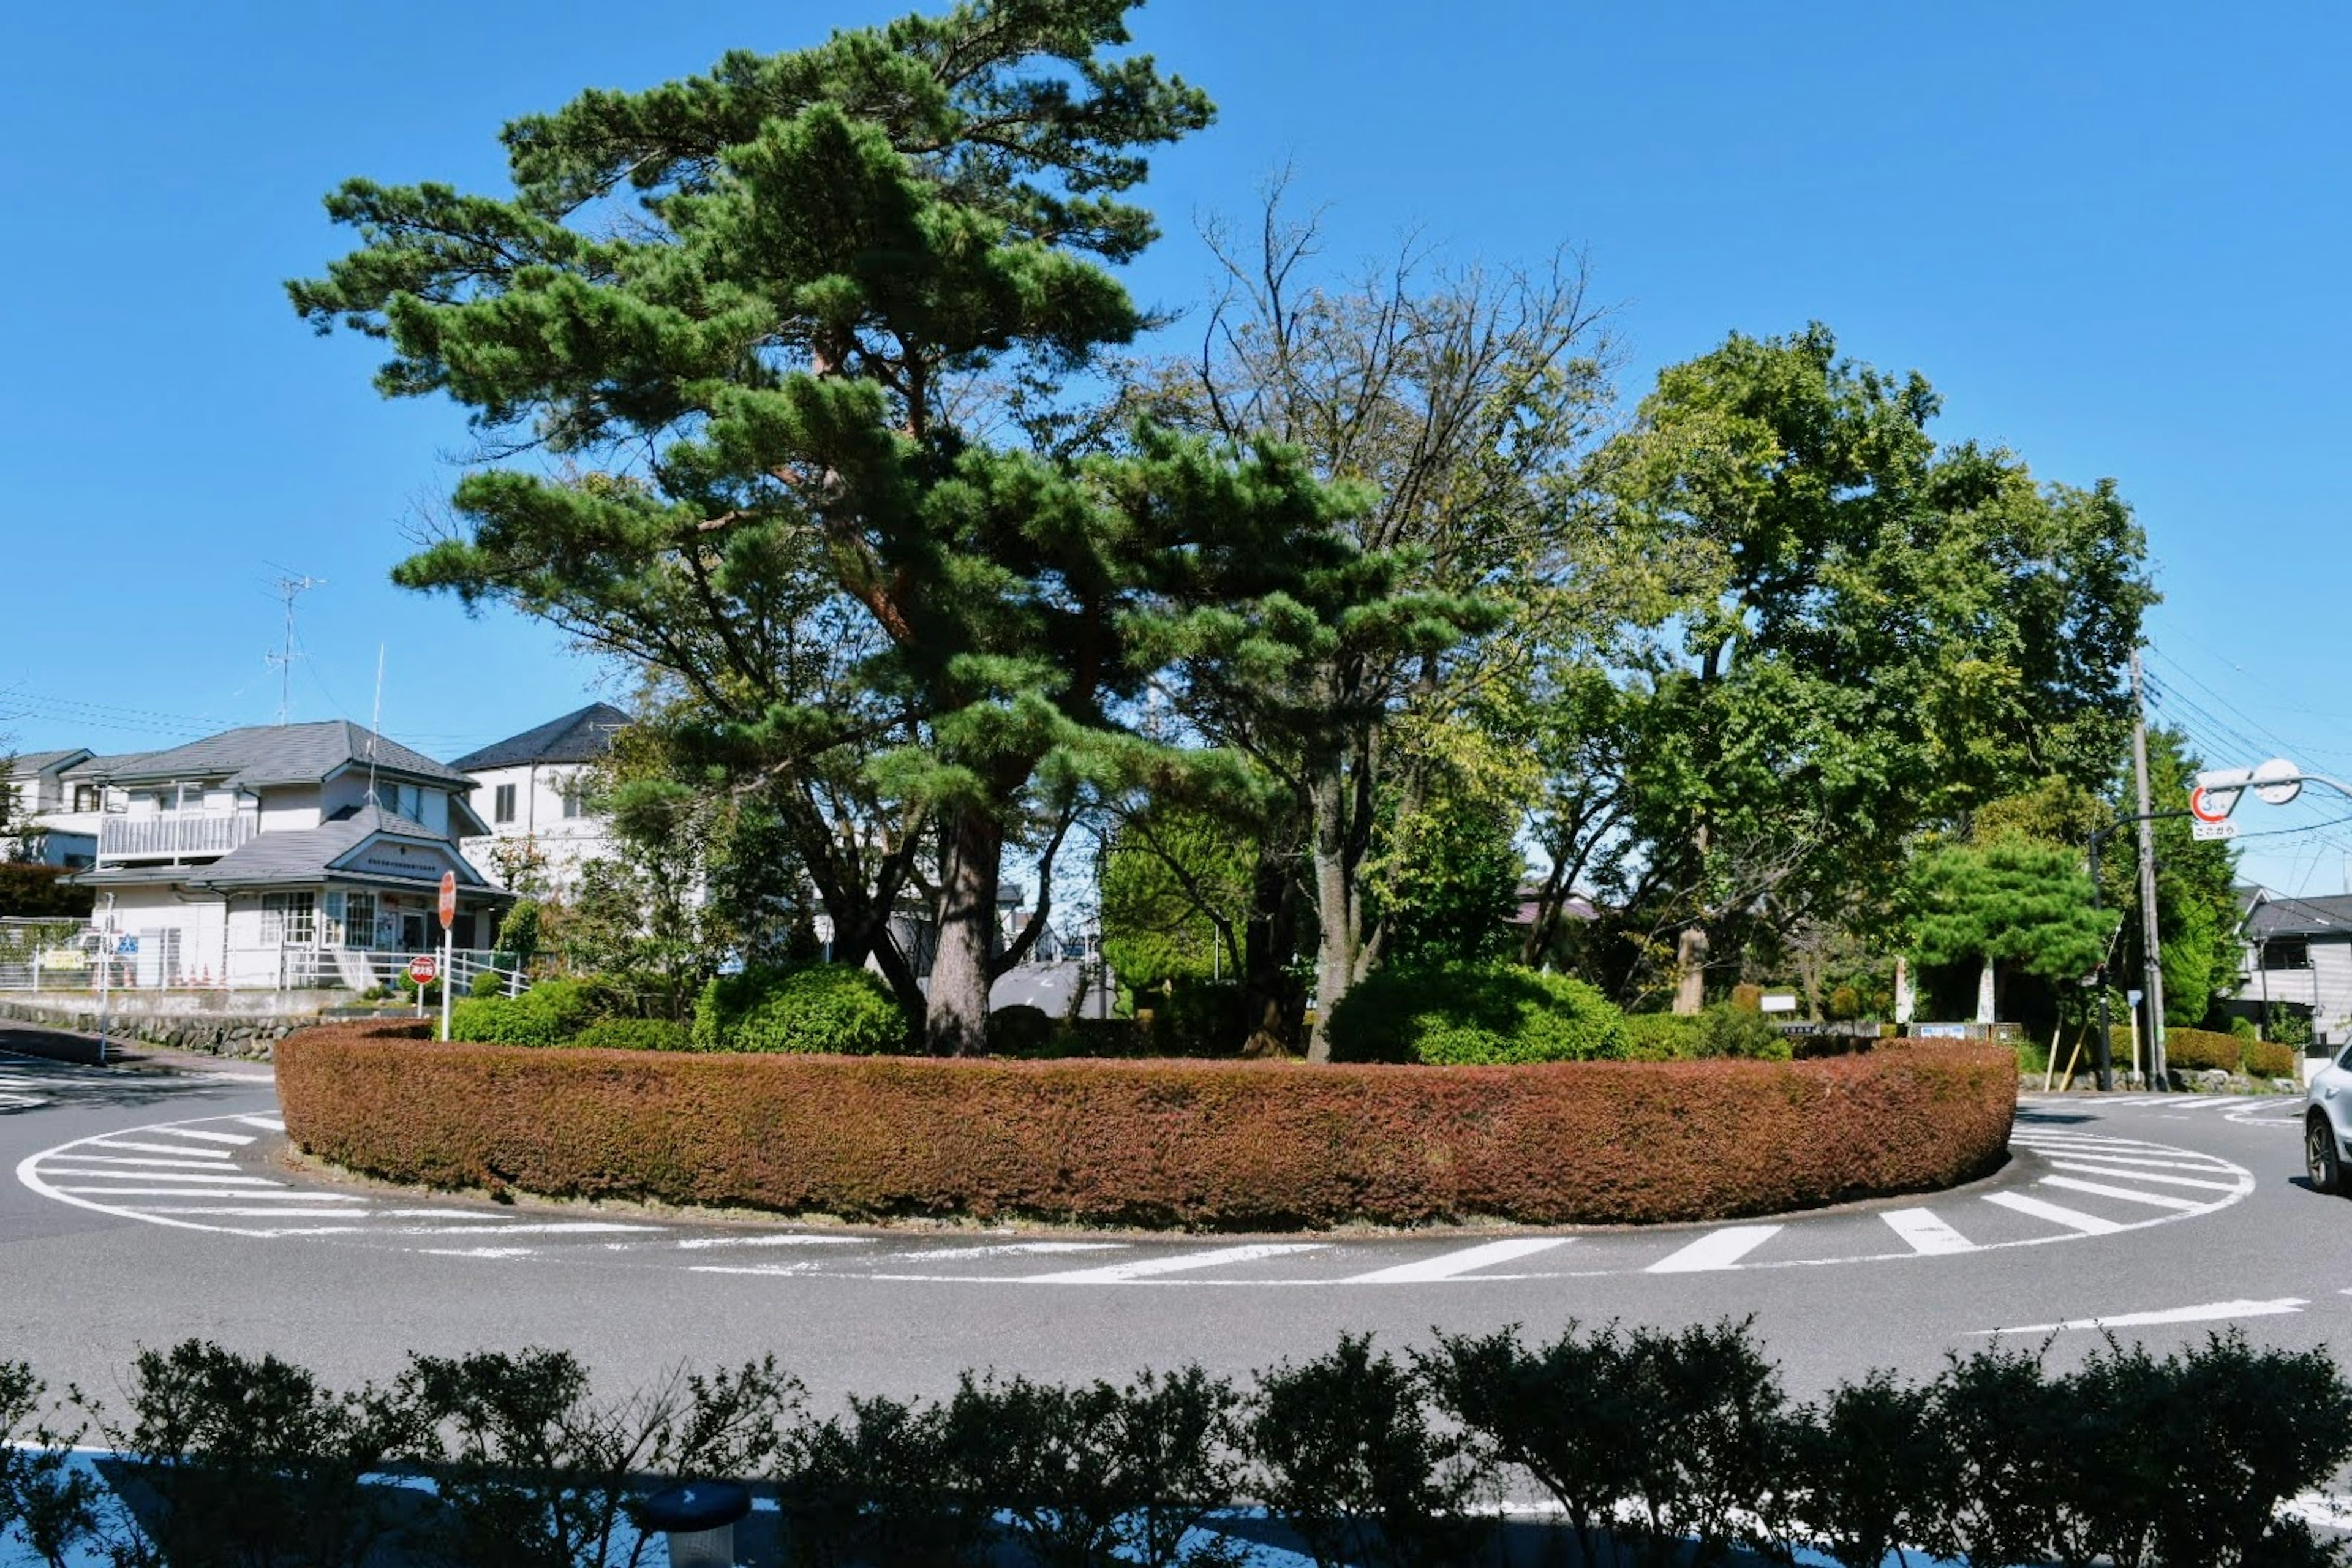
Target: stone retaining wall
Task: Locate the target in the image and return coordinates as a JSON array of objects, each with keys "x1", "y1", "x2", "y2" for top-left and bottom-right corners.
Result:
[{"x1": 0, "y1": 997, "x2": 309, "y2": 1059}]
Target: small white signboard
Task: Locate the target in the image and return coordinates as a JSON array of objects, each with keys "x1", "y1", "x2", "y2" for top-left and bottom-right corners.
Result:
[
  {"x1": 1759, "y1": 993, "x2": 1800, "y2": 1014},
  {"x1": 2192, "y1": 820, "x2": 2240, "y2": 841}
]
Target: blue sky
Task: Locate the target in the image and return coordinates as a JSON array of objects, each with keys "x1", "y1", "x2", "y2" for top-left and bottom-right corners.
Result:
[{"x1": 2, "y1": 2, "x2": 2348, "y2": 891}]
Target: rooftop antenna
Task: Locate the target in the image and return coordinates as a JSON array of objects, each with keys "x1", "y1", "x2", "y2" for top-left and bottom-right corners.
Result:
[
  {"x1": 265, "y1": 573, "x2": 325, "y2": 725},
  {"x1": 365, "y1": 643, "x2": 385, "y2": 809}
]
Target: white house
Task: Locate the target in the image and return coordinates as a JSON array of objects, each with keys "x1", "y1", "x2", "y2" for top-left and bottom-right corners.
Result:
[
  {"x1": 2238, "y1": 887, "x2": 2352, "y2": 1049},
  {"x1": 3, "y1": 748, "x2": 97, "y2": 867},
  {"x1": 62, "y1": 722, "x2": 505, "y2": 989},
  {"x1": 450, "y1": 703, "x2": 628, "y2": 897}
]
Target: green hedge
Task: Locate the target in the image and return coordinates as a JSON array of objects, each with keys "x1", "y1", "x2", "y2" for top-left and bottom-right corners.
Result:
[
  {"x1": 691, "y1": 962, "x2": 909, "y2": 1055},
  {"x1": 2245, "y1": 1037, "x2": 2298, "y2": 1078},
  {"x1": 1621, "y1": 1005, "x2": 1793, "y2": 1062},
  {"x1": 1326, "y1": 962, "x2": 1627, "y2": 1065},
  {"x1": 2165, "y1": 1027, "x2": 2241, "y2": 1074},
  {"x1": 569, "y1": 1017, "x2": 692, "y2": 1053},
  {"x1": 447, "y1": 978, "x2": 607, "y2": 1046}
]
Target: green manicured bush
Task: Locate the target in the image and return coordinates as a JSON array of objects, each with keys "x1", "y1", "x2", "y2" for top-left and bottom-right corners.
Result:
[
  {"x1": 2165, "y1": 1026, "x2": 2240, "y2": 1074},
  {"x1": 469, "y1": 968, "x2": 505, "y2": 999},
  {"x1": 570, "y1": 1017, "x2": 692, "y2": 1053},
  {"x1": 448, "y1": 976, "x2": 606, "y2": 1046},
  {"x1": 1325, "y1": 962, "x2": 1627, "y2": 1066},
  {"x1": 692, "y1": 962, "x2": 909, "y2": 1055},
  {"x1": 1621, "y1": 1004, "x2": 1793, "y2": 1062},
  {"x1": 2245, "y1": 1038, "x2": 2298, "y2": 1079}
]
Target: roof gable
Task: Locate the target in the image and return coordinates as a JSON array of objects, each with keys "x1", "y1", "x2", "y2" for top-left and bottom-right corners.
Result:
[
  {"x1": 451, "y1": 704, "x2": 632, "y2": 771},
  {"x1": 95, "y1": 722, "x2": 469, "y2": 790}
]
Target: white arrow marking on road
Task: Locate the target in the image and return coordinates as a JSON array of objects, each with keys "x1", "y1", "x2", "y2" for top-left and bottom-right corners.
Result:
[
  {"x1": 1646, "y1": 1225, "x2": 1783, "y2": 1273},
  {"x1": 1983, "y1": 1191, "x2": 2127, "y2": 1234},
  {"x1": 1341, "y1": 1237, "x2": 1570, "y2": 1283},
  {"x1": 1976, "y1": 1298, "x2": 2307, "y2": 1335},
  {"x1": 1881, "y1": 1208, "x2": 1975, "y2": 1254},
  {"x1": 2046, "y1": 1161, "x2": 2242, "y2": 1193},
  {"x1": 2039, "y1": 1176, "x2": 2206, "y2": 1212},
  {"x1": 1022, "y1": 1244, "x2": 1325, "y2": 1283}
]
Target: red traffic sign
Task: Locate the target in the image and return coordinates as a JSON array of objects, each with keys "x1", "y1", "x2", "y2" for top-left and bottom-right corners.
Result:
[
  {"x1": 407, "y1": 954, "x2": 439, "y2": 986},
  {"x1": 437, "y1": 870, "x2": 457, "y2": 929},
  {"x1": 2188, "y1": 785, "x2": 2237, "y2": 825}
]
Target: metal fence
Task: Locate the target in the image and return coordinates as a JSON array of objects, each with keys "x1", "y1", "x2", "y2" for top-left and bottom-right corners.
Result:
[{"x1": 0, "y1": 919, "x2": 525, "y2": 998}]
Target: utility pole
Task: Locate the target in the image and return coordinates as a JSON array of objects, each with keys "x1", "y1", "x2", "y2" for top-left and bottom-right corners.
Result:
[
  {"x1": 2130, "y1": 651, "x2": 2168, "y2": 1085},
  {"x1": 266, "y1": 573, "x2": 325, "y2": 725}
]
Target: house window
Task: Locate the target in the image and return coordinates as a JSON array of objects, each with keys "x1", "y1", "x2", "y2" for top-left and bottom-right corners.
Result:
[
  {"x1": 376, "y1": 780, "x2": 399, "y2": 814},
  {"x1": 494, "y1": 783, "x2": 518, "y2": 824},
  {"x1": 2263, "y1": 938, "x2": 2312, "y2": 971},
  {"x1": 560, "y1": 778, "x2": 586, "y2": 818},
  {"x1": 260, "y1": 892, "x2": 317, "y2": 947},
  {"x1": 344, "y1": 893, "x2": 377, "y2": 949},
  {"x1": 72, "y1": 784, "x2": 96, "y2": 812},
  {"x1": 172, "y1": 783, "x2": 208, "y2": 812}
]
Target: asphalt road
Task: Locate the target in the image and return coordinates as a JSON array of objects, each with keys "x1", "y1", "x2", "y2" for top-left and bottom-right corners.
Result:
[{"x1": 3, "y1": 1031, "x2": 2343, "y2": 1412}]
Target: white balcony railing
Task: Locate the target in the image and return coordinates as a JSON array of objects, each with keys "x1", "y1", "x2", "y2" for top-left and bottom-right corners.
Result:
[{"x1": 98, "y1": 813, "x2": 255, "y2": 861}]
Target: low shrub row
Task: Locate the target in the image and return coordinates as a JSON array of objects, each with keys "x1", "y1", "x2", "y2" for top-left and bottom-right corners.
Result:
[
  {"x1": 1618, "y1": 1003, "x2": 1795, "y2": 1061},
  {"x1": 447, "y1": 976, "x2": 608, "y2": 1046},
  {"x1": 277, "y1": 1025, "x2": 2013, "y2": 1227},
  {"x1": 692, "y1": 963, "x2": 908, "y2": 1055},
  {"x1": 1326, "y1": 962, "x2": 1629, "y2": 1065},
  {"x1": 7, "y1": 1324, "x2": 2346, "y2": 1567},
  {"x1": 2168, "y1": 1025, "x2": 2301, "y2": 1080}
]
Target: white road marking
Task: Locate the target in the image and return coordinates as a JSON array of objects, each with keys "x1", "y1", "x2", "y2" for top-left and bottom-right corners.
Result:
[
  {"x1": 674, "y1": 1234, "x2": 870, "y2": 1250},
  {"x1": 32, "y1": 1153, "x2": 244, "y2": 1170},
  {"x1": 422, "y1": 1247, "x2": 537, "y2": 1259},
  {"x1": 1646, "y1": 1226, "x2": 1782, "y2": 1273},
  {"x1": 85, "y1": 1139, "x2": 230, "y2": 1159},
  {"x1": 1342, "y1": 1238, "x2": 1570, "y2": 1283},
  {"x1": 2040, "y1": 1175, "x2": 2204, "y2": 1212},
  {"x1": 689, "y1": 1263, "x2": 832, "y2": 1277},
  {"x1": 393, "y1": 1221, "x2": 661, "y2": 1235},
  {"x1": 235, "y1": 1115, "x2": 286, "y2": 1132},
  {"x1": 1977, "y1": 1298, "x2": 2307, "y2": 1335},
  {"x1": 888, "y1": 1241, "x2": 1128, "y2": 1261},
  {"x1": 1022, "y1": 1244, "x2": 1326, "y2": 1283},
  {"x1": 2046, "y1": 1161, "x2": 2241, "y2": 1192},
  {"x1": 162, "y1": 1128, "x2": 255, "y2": 1145},
  {"x1": 1881, "y1": 1208, "x2": 1975, "y2": 1255},
  {"x1": 45, "y1": 1170, "x2": 287, "y2": 1186},
  {"x1": 2013, "y1": 1147, "x2": 2235, "y2": 1172},
  {"x1": 135, "y1": 1207, "x2": 383, "y2": 1218},
  {"x1": 1983, "y1": 1191, "x2": 2127, "y2": 1234},
  {"x1": 55, "y1": 1187, "x2": 364, "y2": 1201}
]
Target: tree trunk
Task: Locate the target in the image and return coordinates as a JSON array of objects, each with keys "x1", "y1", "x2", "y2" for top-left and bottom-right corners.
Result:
[
  {"x1": 925, "y1": 805, "x2": 1003, "y2": 1056},
  {"x1": 1975, "y1": 957, "x2": 1997, "y2": 1025},
  {"x1": 1306, "y1": 769, "x2": 1354, "y2": 1063},
  {"x1": 1672, "y1": 924, "x2": 1709, "y2": 1015},
  {"x1": 1241, "y1": 826, "x2": 1303, "y2": 1056}
]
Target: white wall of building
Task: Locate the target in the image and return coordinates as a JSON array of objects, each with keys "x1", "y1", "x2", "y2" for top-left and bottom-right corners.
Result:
[{"x1": 464, "y1": 761, "x2": 615, "y2": 896}]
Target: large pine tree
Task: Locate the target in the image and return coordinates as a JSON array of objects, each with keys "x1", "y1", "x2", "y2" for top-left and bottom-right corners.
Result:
[{"x1": 291, "y1": 1, "x2": 1372, "y2": 1052}]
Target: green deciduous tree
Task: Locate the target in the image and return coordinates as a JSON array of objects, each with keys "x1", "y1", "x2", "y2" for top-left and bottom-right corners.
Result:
[{"x1": 293, "y1": 1, "x2": 1389, "y2": 1053}]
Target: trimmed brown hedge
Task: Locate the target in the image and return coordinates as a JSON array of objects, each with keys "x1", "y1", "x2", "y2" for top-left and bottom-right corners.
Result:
[{"x1": 276, "y1": 1025, "x2": 2015, "y2": 1231}]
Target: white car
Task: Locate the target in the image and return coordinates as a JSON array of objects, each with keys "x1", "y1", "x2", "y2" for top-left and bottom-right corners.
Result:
[{"x1": 2306, "y1": 1044, "x2": 2352, "y2": 1193}]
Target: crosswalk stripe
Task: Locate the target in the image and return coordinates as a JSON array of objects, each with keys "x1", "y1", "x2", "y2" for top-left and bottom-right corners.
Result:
[
  {"x1": 137, "y1": 1207, "x2": 381, "y2": 1218},
  {"x1": 1023, "y1": 1244, "x2": 1325, "y2": 1283},
  {"x1": 42, "y1": 1169, "x2": 284, "y2": 1186},
  {"x1": 2013, "y1": 1147, "x2": 2233, "y2": 1172},
  {"x1": 393, "y1": 1221, "x2": 662, "y2": 1235},
  {"x1": 235, "y1": 1116, "x2": 286, "y2": 1132},
  {"x1": 2046, "y1": 1161, "x2": 2241, "y2": 1192},
  {"x1": 35, "y1": 1153, "x2": 241, "y2": 1170},
  {"x1": 56, "y1": 1187, "x2": 364, "y2": 1201},
  {"x1": 1881, "y1": 1208, "x2": 1974, "y2": 1254},
  {"x1": 1983, "y1": 1191, "x2": 2127, "y2": 1235},
  {"x1": 1646, "y1": 1226, "x2": 1782, "y2": 1273},
  {"x1": 86, "y1": 1139, "x2": 230, "y2": 1159},
  {"x1": 2040, "y1": 1176, "x2": 2204, "y2": 1212},
  {"x1": 887, "y1": 1241, "x2": 1128, "y2": 1261},
  {"x1": 675, "y1": 1234, "x2": 870, "y2": 1250},
  {"x1": 161, "y1": 1129, "x2": 255, "y2": 1145},
  {"x1": 1342, "y1": 1238, "x2": 1570, "y2": 1283}
]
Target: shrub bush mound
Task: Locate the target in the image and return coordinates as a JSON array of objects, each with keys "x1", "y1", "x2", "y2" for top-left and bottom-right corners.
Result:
[
  {"x1": 9, "y1": 1323, "x2": 2346, "y2": 1568},
  {"x1": 1620, "y1": 1005, "x2": 1795, "y2": 1062},
  {"x1": 1325, "y1": 961, "x2": 1628, "y2": 1066},
  {"x1": 278, "y1": 1024, "x2": 2013, "y2": 1230},
  {"x1": 447, "y1": 977, "x2": 608, "y2": 1046},
  {"x1": 2165, "y1": 1026, "x2": 2241, "y2": 1074},
  {"x1": 2244, "y1": 1037, "x2": 2298, "y2": 1079},
  {"x1": 568, "y1": 1017, "x2": 693, "y2": 1054},
  {"x1": 692, "y1": 963, "x2": 909, "y2": 1055}
]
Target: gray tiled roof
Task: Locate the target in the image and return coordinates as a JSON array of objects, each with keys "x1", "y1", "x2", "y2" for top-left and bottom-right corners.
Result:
[
  {"x1": 188, "y1": 806, "x2": 492, "y2": 889},
  {"x1": 58, "y1": 752, "x2": 153, "y2": 780},
  {"x1": 450, "y1": 704, "x2": 632, "y2": 771},
  {"x1": 6, "y1": 749, "x2": 90, "y2": 776},
  {"x1": 94, "y1": 722, "x2": 470, "y2": 789},
  {"x1": 2247, "y1": 891, "x2": 2352, "y2": 940}
]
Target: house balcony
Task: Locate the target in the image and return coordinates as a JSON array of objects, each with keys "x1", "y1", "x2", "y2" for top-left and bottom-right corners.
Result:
[{"x1": 98, "y1": 813, "x2": 257, "y2": 862}]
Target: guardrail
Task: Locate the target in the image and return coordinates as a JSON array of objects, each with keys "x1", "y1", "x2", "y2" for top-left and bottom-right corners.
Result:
[{"x1": 97, "y1": 814, "x2": 256, "y2": 860}]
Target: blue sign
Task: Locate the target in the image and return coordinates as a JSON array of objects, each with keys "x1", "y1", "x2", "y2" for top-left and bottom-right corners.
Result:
[{"x1": 115, "y1": 937, "x2": 138, "y2": 956}]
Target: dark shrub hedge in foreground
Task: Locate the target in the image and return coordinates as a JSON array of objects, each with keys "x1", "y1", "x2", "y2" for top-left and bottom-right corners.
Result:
[
  {"x1": 7, "y1": 1324, "x2": 2346, "y2": 1567},
  {"x1": 278, "y1": 1025, "x2": 2011, "y2": 1228}
]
